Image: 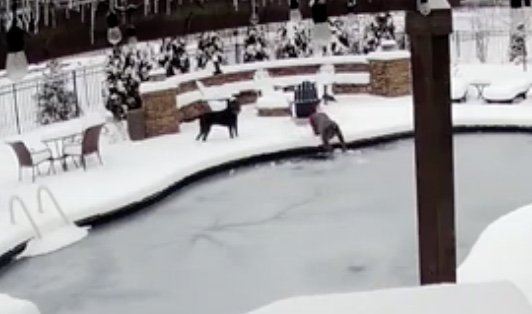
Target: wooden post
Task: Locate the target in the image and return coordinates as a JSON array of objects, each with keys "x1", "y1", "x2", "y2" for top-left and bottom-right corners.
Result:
[{"x1": 406, "y1": 5, "x2": 457, "y2": 284}]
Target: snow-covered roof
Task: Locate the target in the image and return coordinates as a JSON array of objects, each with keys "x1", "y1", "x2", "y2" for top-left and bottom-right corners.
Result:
[{"x1": 247, "y1": 281, "x2": 532, "y2": 314}]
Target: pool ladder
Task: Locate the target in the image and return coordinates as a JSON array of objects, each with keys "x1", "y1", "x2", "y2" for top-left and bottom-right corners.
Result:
[{"x1": 9, "y1": 185, "x2": 71, "y2": 239}]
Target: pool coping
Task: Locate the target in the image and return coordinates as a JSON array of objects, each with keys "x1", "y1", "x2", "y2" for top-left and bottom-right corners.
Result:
[{"x1": 0, "y1": 125, "x2": 530, "y2": 272}]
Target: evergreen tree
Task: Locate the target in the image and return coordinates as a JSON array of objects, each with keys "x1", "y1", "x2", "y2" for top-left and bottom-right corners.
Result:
[
  {"x1": 362, "y1": 12, "x2": 396, "y2": 54},
  {"x1": 329, "y1": 19, "x2": 350, "y2": 55},
  {"x1": 196, "y1": 32, "x2": 226, "y2": 71},
  {"x1": 36, "y1": 59, "x2": 79, "y2": 125},
  {"x1": 243, "y1": 26, "x2": 269, "y2": 63},
  {"x1": 275, "y1": 21, "x2": 312, "y2": 59},
  {"x1": 510, "y1": 24, "x2": 527, "y2": 63},
  {"x1": 159, "y1": 37, "x2": 191, "y2": 77},
  {"x1": 104, "y1": 46, "x2": 152, "y2": 120}
]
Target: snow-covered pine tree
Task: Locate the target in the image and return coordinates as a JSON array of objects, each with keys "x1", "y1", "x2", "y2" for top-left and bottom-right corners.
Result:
[
  {"x1": 243, "y1": 26, "x2": 269, "y2": 63},
  {"x1": 36, "y1": 59, "x2": 79, "y2": 125},
  {"x1": 104, "y1": 46, "x2": 152, "y2": 120},
  {"x1": 196, "y1": 32, "x2": 226, "y2": 71},
  {"x1": 362, "y1": 12, "x2": 396, "y2": 54},
  {"x1": 275, "y1": 21, "x2": 312, "y2": 59},
  {"x1": 159, "y1": 37, "x2": 191, "y2": 77},
  {"x1": 329, "y1": 18, "x2": 350, "y2": 55}
]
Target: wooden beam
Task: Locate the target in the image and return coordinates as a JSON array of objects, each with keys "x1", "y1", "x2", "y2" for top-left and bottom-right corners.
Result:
[{"x1": 406, "y1": 8, "x2": 457, "y2": 284}]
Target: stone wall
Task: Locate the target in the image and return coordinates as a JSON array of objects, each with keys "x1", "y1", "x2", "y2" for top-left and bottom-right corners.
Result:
[
  {"x1": 141, "y1": 89, "x2": 180, "y2": 138},
  {"x1": 368, "y1": 55, "x2": 411, "y2": 97}
]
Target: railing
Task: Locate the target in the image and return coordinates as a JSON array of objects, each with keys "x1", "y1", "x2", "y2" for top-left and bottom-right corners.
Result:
[
  {"x1": 36, "y1": 185, "x2": 71, "y2": 225},
  {"x1": 9, "y1": 195, "x2": 43, "y2": 239}
]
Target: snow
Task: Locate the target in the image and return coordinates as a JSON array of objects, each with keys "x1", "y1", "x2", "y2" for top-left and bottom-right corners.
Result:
[
  {"x1": 0, "y1": 294, "x2": 40, "y2": 314},
  {"x1": 451, "y1": 78, "x2": 469, "y2": 101},
  {"x1": 483, "y1": 79, "x2": 532, "y2": 101},
  {"x1": 367, "y1": 50, "x2": 410, "y2": 61},
  {"x1": 256, "y1": 95, "x2": 291, "y2": 109},
  {"x1": 458, "y1": 202, "x2": 532, "y2": 302},
  {"x1": 19, "y1": 225, "x2": 89, "y2": 258},
  {"x1": 246, "y1": 282, "x2": 532, "y2": 314}
]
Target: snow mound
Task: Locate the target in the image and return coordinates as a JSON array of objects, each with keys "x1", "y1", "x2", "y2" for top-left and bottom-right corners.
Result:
[
  {"x1": 458, "y1": 203, "x2": 532, "y2": 306},
  {"x1": 483, "y1": 80, "x2": 531, "y2": 101},
  {"x1": 247, "y1": 281, "x2": 532, "y2": 314},
  {"x1": 19, "y1": 224, "x2": 89, "y2": 258},
  {"x1": 0, "y1": 294, "x2": 40, "y2": 314}
]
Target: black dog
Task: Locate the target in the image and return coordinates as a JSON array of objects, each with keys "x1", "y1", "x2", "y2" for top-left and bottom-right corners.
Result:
[{"x1": 196, "y1": 99, "x2": 241, "y2": 141}]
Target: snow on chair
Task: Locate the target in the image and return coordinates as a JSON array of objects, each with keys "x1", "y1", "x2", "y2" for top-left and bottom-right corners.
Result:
[
  {"x1": 451, "y1": 78, "x2": 469, "y2": 103},
  {"x1": 254, "y1": 69, "x2": 291, "y2": 117},
  {"x1": 483, "y1": 79, "x2": 532, "y2": 104}
]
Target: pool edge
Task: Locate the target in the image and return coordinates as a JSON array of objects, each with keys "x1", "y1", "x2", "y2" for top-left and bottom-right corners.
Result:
[{"x1": 0, "y1": 125, "x2": 530, "y2": 271}]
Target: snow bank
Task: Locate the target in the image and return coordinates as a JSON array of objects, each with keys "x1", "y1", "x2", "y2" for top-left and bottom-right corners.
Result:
[
  {"x1": 0, "y1": 294, "x2": 40, "y2": 314},
  {"x1": 458, "y1": 203, "x2": 532, "y2": 306},
  {"x1": 247, "y1": 281, "x2": 532, "y2": 314}
]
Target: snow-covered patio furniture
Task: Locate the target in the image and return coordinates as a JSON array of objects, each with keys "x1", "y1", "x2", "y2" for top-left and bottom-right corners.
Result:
[
  {"x1": 292, "y1": 81, "x2": 320, "y2": 119},
  {"x1": 7, "y1": 141, "x2": 54, "y2": 182},
  {"x1": 196, "y1": 80, "x2": 235, "y2": 111},
  {"x1": 483, "y1": 79, "x2": 532, "y2": 104},
  {"x1": 63, "y1": 124, "x2": 105, "y2": 170},
  {"x1": 451, "y1": 78, "x2": 469, "y2": 103},
  {"x1": 254, "y1": 69, "x2": 291, "y2": 117}
]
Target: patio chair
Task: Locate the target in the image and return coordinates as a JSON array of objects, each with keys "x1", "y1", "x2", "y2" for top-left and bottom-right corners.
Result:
[
  {"x1": 7, "y1": 141, "x2": 54, "y2": 182},
  {"x1": 291, "y1": 81, "x2": 320, "y2": 118},
  {"x1": 63, "y1": 123, "x2": 105, "y2": 171}
]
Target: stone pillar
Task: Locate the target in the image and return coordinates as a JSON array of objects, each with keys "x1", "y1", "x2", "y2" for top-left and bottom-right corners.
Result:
[
  {"x1": 141, "y1": 88, "x2": 180, "y2": 138},
  {"x1": 368, "y1": 51, "x2": 411, "y2": 97}
]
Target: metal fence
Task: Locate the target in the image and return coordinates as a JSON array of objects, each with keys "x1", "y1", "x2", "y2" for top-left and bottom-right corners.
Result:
[{"x1": 0, "y1": 66, "x2": 105, "y2": 138}]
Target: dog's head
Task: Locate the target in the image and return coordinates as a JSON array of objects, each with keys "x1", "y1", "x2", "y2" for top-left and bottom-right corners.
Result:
[{"x1": 227, "y1": 99, "x2": 241, "y2": 115}]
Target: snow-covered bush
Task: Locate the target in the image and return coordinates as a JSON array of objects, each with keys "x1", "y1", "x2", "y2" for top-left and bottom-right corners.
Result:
[
  {"x1": 159, "y1": 37, "x2": 191, "y2": 77},
  {"x1": 275, "y1": 21, "x2": 312, "y2": 59},
  {"x1": 243, "y1": 26, "x2": 269, "y2": 63},
  {"x1": 104, "y1": 46, "x2": 152, "y2": 120},
  {"x1": 329, "y1": 19, "x2": 350, "y2": 55},
  {"x1": 196, "y1": 32, "x2": 226, "y2": 72},
  {"x1": 36, "y1": 59, "x2": 79, "y2": 125},
  {"x1": 362, "y1": 12, "x2": 396, "y2": 54}
]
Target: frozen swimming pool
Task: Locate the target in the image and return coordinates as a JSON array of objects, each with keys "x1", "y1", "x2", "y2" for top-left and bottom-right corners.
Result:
[{"x1": 1, "y1": 133, "x2": 532, "y2": 314}]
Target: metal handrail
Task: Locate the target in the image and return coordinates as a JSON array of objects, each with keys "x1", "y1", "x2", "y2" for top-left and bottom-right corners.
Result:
[
  {"x1": 9, "y1": 195, "x2": 43, "y2": 239},
  {"x1": 37, "y1": 185, "x2": 71, "y2": 225}
]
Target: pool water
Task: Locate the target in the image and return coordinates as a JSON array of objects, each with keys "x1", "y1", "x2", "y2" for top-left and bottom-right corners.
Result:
[{"x1": 1, "y1": 133, "x2": 532, "y2": 314}]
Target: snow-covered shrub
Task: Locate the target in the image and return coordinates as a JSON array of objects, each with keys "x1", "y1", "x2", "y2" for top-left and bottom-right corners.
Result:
[
  {"x1": 159, "y1": 37, "x2": 191, "y2": 77},
  {"x1": 275, "y1": 21, "x2": 312, "y2": 59},
  {"x1": 243, "y1": 26, "x2": 269, "y2": 63},
  {"x1": 329, "y1": 19, "x2": 350, "y2": 55},
  {"x1": 36, "y1": 59, "x2": 79, "y2": 125},
  {"x1": 196, "y1": 32, "x2": 226, "y2": 72},
  {"x1": 510, "y1": 24, "x2": 527, "y2": 63},
  {"x1": 104, "y1": 46, "x2": 152, "y2": 120},
  {"x1": 362, "y1": 12, "x2": 396, "y2": 54}
]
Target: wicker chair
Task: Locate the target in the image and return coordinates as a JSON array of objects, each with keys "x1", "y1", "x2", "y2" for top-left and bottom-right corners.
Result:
[
  {"x1": 63, "y1": 124, "x2": 105, "y2": 170},
  {"x1": 7, "y1": 141, "x2": 54, "y2": 182}
]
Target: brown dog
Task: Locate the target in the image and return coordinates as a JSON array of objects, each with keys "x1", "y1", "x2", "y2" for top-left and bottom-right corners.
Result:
[{"x1": 309, "y1": 111, "x2": 347, "y2": 152}]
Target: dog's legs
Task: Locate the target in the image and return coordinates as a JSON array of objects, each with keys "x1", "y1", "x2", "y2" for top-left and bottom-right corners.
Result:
[
  {"x1": 202, "y1": 126, "x2": 211, "y2": 141},
  {"x1": 234, "y1": 121, "x2": 239, "y2": 137}
]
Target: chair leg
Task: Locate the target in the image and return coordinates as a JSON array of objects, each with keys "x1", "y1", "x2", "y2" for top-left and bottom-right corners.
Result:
[
  {"x1": 81, "y1": 157, "x2": 87, "y2": 171},
  {"x1": 32, "y1": 168, "x2": 36, "y2": 182}
]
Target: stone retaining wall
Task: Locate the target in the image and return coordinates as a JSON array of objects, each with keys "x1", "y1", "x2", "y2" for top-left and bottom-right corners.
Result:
[{"x1": 139, "y1": 54, "x2": 411, "y2": 139}]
